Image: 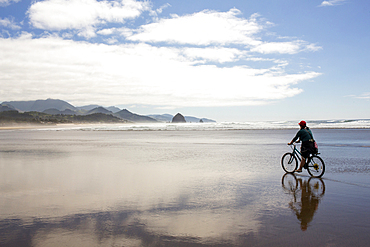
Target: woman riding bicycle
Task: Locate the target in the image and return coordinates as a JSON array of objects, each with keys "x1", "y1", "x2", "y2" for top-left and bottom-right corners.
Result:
[{"x1": 288, "y1": 121, "x2": 316, "y2": 173}]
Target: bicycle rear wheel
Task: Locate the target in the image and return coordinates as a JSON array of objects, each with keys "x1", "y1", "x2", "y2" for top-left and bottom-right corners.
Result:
[
  {"x1": 281, "y1": 153, "x2": 298, "y2": 173},
  {"x1": 307, "y1": 156, "x2": 325, "y2": 178},
  {"x1": 308, "y1": 177, "x2": 326, "y2": 197}
]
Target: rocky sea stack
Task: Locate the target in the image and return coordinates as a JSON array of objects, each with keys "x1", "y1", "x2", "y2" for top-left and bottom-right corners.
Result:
[{"x1": 172, "y1": 113, "x2": 186, "y2": 123}]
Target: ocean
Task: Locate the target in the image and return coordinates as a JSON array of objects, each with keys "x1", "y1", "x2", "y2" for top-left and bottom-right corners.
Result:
[
  {"x1": 32, "y1": 119, "x2": 370, "y2": 131},
  {"x1": 0, "y1": 122, "x2": 369, "y2": 246}
]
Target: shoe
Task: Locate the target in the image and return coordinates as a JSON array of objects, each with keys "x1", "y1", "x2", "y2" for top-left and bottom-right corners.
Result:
[{"x1": 295, "y1": 169, "x2": 302, "y2": 173}]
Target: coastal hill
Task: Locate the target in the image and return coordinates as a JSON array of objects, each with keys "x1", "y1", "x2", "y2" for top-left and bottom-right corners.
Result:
[
  {"x1": 43, "y1": 108, "x2": 77, "y2": 115},
  {"x1": 0, "y1": 99, "x2": 216, "y2": 124},
  {"x1": 0, "y1": 104, "x2": 16, "y2": 112},
  {"x1": 147, "y1": 114, "x2": 173, "y2": 122},
  {"x1": 0, "y1": 110, "x2": 125, "y2": 125},
  {"x1": 115, "y1": 109, "x2": 158, "y2": 123},
  {"x1": 86, "y1": 106, "x2": 112, "y2": 115}
]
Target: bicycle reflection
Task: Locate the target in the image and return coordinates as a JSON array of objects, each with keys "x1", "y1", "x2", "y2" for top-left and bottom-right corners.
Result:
[{"x1": 281, "y1": 173, "x2": 325, "y2": 231}]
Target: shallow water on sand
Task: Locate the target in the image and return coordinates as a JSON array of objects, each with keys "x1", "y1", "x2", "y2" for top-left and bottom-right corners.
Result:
[{"x1": 0, "y1": 128, "x2": 369, "y2": 246}]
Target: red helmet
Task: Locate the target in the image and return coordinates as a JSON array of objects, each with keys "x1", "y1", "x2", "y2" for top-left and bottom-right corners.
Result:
[{"x1": 299, "y1": 121, "x2": 306, "y2": 127}]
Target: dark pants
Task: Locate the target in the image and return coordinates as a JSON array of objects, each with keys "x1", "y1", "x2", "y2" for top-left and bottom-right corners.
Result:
[{"x1": 301, "y1": 141, "x2": 315, "y2": 158}]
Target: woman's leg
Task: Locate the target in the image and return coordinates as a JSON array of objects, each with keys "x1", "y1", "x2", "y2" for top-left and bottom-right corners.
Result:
[
  {"x1": 296, "y1": 157, "x2": 305, "y2": 172},
  {"x1": 297, "y1": 143, "x2": 309, "y2": 172}
]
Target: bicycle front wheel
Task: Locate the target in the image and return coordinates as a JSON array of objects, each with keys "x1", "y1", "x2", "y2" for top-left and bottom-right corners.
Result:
[
  {"x1": 281, "y1": 153, "x2": 298, "y2": 173},
  {"x1": 282, "y1": 173, "x2": 298, "y2": 193},
  {"x1": 307, "y1": 156, "x2": 325, "y2": 178}
]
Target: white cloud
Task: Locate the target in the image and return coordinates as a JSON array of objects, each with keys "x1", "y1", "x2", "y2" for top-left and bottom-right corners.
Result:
[
  {"x1": 305, "y1": 43, "x2": 323, "y2": 52},
  {"x1": 319, "y1": 0, "x2": 346, "y2": 7},
  {"x1": 125, "y1": 9, "x2": 263, "y2": 46},
  {"x1": 28, "y1": 0, "x2": 150, "y2": 37},
  {"x1": 251, "y1": 41, "x2": 301, "y2": 54},
  {"x1": 251, "y1": 40, "x2": 322, "y2": 54},
  {"x1": 0, "y1": 35, "x2": 320, "y2": 107},
  {"x1": 359, "y1": 93, "x2": 370, "y2": 99},
  {"x1": 0, "y1": 0, "x2": 20, "y2": 7},
  {"x1": 123, "y1": 9, "x2": 320, "y2": 55},
  {"x1": 155, "y1": 3, "x2": 171, "y2": 14},
  {"x1": 0, "y1": 17, "x2": 21, "y2": 29},
  {"x1": 97, "y1": 27, "x2": 117, "y2": 35},
  {"x1": 105, "y1": 37, "x2": 119, "y2": 44},
  {"x1": 182, "y1": 47, "x2": 247, "y2": 64},
  {"x1": 27, "y1": 4, "x2": 320, "y2": 56},
  {"x1": 347, "y1": 92, "x2": 370, "y2": 100},
  {"x1": 77, "y1": 26, "x2": 97, "y2": 38},
  {"x1": 97, "y1": 27, "x2": 133, "y2": 37},
  {"x1": 149, "y1": 3, "x2": 171, "y2": 19}
]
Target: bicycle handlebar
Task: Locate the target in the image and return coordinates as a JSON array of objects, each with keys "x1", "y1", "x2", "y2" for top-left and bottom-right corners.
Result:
[{"x1": 287, "y1": 141, "x2": 300, "y2": 146}]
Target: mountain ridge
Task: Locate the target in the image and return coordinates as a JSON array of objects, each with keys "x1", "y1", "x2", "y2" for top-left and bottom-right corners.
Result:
[
  {"x1": 2, "y1": 99, "x2": 76, "y2": 112},
  {"x1": 1, "y1": 99, "x2": 216, "y2": 123}
]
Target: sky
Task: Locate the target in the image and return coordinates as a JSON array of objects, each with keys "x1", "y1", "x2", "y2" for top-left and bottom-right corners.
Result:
[{"x1": 0, "y1": 0, "x2": 369, "y2": 122}]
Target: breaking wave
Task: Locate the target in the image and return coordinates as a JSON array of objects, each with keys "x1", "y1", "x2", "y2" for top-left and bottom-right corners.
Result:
[{"x1": 42, "y1": 119, "x2": 370, "y2": 131}]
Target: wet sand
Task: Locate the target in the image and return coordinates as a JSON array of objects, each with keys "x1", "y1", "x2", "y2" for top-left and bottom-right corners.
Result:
[{"x1": 0, "y1": 128, "x2": 369, "y2": 246}]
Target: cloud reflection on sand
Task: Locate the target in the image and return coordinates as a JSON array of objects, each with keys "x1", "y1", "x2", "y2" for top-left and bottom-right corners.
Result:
[
  {"x1": 0, "y1": 132, "x2": 268, "y2": 246},
  {"x1": 1, "y1": 159, "x2": 263, "y2": 245}
]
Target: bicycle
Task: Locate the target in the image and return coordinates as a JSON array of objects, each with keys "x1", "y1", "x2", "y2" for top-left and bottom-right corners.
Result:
[{"x1": 281, "y1": 143, "x2": 325, "y2": 178}]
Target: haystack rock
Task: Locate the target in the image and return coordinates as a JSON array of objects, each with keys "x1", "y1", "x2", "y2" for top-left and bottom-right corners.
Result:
[{"x1": 172, "y1": 113, "x2": 186, "y2": 123}]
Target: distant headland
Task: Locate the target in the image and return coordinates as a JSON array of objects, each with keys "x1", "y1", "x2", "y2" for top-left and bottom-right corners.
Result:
[
  {"x1": 0, "y1": 99, "x2": 216, "y2": 126},
  {"x1": 172, "y1": 113, "x2": 186, "y2": 123}
]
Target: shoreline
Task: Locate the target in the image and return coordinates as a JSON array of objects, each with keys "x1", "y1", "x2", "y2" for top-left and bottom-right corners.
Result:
[{"x1": 1, "y1": 121, "x2": 370, "y2": 131}]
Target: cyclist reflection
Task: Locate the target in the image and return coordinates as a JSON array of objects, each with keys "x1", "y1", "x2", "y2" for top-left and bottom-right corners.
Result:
[{"x1": 282, "y1": 173, "x2": 325, "y2": 231}]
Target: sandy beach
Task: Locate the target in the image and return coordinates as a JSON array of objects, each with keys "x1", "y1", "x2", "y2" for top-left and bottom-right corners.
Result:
[
  {"x1": 0, "y1": 127, "x2": 369, "y2": 246},
  {"x1": 0, "y1": 123, "x2": 101, "y2": 130}
]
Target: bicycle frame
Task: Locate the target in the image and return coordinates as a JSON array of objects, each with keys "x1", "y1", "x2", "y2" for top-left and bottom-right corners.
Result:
[
  {"x1": 289, "y1": 143, "x2": 316, "y2": 169},
  {"x1": 290, "y1": 143, "x2": 303, "y2": 162}
]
